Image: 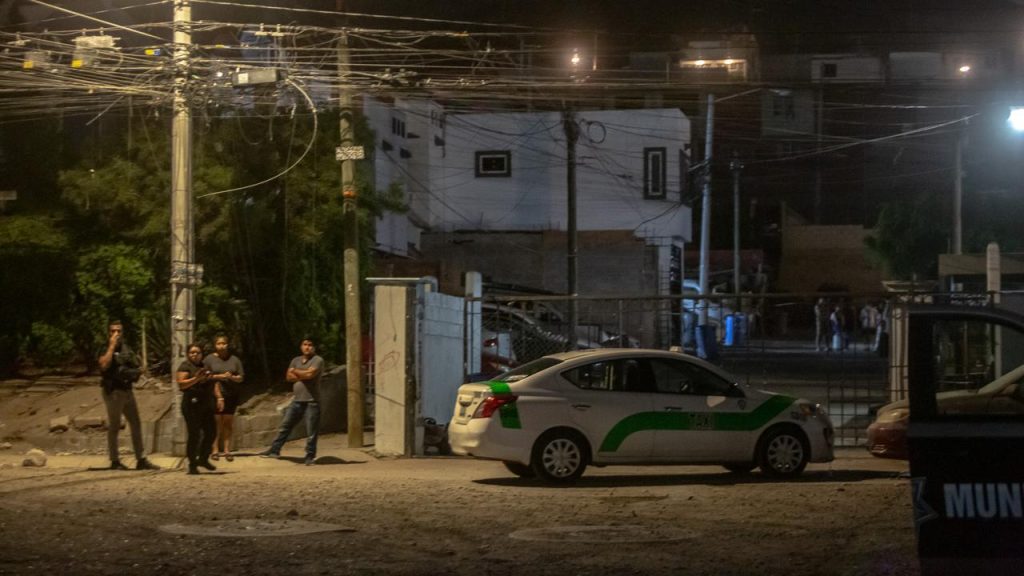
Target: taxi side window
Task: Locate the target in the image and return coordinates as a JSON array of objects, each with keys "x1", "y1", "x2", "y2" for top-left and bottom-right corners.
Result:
[
  {"x1": 649, "y1": 358, "x2": 737, "y2": 397},
  {"x1": 563, "y1": 361, "x2": 618, "y2": 391}
]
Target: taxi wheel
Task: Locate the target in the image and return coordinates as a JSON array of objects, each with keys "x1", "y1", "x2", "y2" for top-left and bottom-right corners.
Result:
[
  {"x1": 531, "y1": 429, "x2": 589, "y2": 483},
  {"x1": 758, "y1": 427, "x2": 809, "y2": 477},
  {"x1": 503, "y1": 461, "x2": 536, "y2": 478}
]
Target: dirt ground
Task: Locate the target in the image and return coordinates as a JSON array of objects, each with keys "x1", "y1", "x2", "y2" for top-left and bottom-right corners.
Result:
[{"x1": 0, "y1": 438, "x2": 918, "y2": 576}]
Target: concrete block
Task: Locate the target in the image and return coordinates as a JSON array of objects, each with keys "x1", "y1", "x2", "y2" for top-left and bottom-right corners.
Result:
[
  {"x1": 73, "y1": 415, "x2": 104, "y2": 429},
  {"x1": 49, "y1": 415, "x2": 70, "y2": 433}
]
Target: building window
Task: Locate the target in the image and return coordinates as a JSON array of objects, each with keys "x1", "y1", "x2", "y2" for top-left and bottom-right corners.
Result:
[
  {"x1": 475, "y1": 151, "x2": 511, "y2": 177},
  {"x1": 679, "y1": 149, "x2": 690, "y2": 201},
  {"x1": 391, "y1": 117, "x2": 406, "y2": 137},
  {"x1": 771, "y1": 93, "x2": 795, "y2": 119},
  {"x1": 821, "y1": 62, "x2": 837, "y2": 78},
  {"x1": 644, "y1": 147, "x2": 667, "y2": 199}
]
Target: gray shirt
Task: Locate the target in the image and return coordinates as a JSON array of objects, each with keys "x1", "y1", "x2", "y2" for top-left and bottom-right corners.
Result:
[
  {"x1": 203, "y1": 353, "x2": 244, "y2": 381},
  {"x1": 289, "y1": 354, "x2": 324, "y2": 402}
]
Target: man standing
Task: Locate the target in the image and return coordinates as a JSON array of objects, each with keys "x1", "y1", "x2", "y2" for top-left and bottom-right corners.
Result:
[
  {"x1": 97, "y1": 320, "x2": 159, "y2": 471},
  {"x1": 260, "y1": 337, "x2": 324, "y2": 465}
]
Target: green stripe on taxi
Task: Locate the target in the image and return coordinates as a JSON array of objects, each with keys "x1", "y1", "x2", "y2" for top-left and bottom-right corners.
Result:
[{"x1": 598, "y1": 394, "x2": 797, "y2": 452}]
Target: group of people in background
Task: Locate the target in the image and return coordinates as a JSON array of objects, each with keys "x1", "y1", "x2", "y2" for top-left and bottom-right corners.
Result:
[
  {"x1": 814, "y1": 298, "x2": 888, "y2": 354},
  {"x1": 99, "y1": 319, "x2": 325, "y2": 475}
]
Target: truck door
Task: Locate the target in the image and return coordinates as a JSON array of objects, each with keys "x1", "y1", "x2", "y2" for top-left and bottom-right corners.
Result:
[{"x1": 907, "y1": 306, "x2": 1024, "y2": 576}]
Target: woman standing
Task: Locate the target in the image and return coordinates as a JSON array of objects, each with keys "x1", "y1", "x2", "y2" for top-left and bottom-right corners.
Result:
[
  {"x1": 204, "y1": 335, "x2": 244, "y2": 462},
  {"x1": 176, "y1": 343, "x2": 221, "y2": 475}
]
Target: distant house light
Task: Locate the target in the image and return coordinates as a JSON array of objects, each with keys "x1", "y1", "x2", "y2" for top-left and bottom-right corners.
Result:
[
  {"x1": 959, "y1": 65, "x2": 971, "y2": 74},
  {"x1": 694, "y1": 60, "x2": 706, "y2": 66}
]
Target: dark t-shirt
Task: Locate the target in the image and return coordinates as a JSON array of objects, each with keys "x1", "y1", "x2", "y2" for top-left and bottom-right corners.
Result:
[
  {"x1": 177, "y1": 360, "x2": 214, "y2": 399},
  {"x1": 99, "y1": 342, "x2": 139, "y2": 391}
]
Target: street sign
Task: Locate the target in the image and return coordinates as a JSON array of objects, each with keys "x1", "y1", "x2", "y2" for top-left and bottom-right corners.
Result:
[{"x1": 336, "y1": 146, "x2": 365, "y2": 161}]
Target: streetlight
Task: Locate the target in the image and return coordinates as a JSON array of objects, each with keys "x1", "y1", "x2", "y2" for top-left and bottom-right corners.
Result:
[{"x1": 1008, "y1": 107, "x2": 1024, "y2": 132}]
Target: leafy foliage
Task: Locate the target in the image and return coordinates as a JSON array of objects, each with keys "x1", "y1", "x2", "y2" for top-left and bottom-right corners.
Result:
[
  {"x1": 864, "y1": 194, "x2": 948, "y2": 280},
  {"x1": 0, "y1": 105, "x2": 395, "y2": 383}
]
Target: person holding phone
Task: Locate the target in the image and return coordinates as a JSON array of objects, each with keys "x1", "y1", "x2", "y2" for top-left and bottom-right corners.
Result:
[
  {"x1": 176, "y1": 343, "x2": 221, "y2": 475},
  {"x1": 97, "y1": 319, "x2": 159, "y2": 471}
]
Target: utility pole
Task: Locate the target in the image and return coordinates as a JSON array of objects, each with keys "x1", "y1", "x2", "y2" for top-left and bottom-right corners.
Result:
[
  {"x1": 953, "y1": 124, "x2": 965, "y2": 255},
  {"x1": 169, "y1": 0, "x2": 194, "y2": 456},
  {"x1": 731, "y1": 153, "x2": 743, "y2": 302},
  {"x1": 563, "y1": 107, "x2": 579, "y2": 350},
  {"x1": 698, "y1": 95, "x2": 714, "y2": 330},
  {"x1": 338, "y1": 31, "x2": 364, "y2": 448}
]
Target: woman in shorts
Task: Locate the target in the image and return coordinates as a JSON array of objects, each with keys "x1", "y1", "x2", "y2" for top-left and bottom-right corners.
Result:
[{"x1": 204, "y1": 335, "x2": 244, "y2": 461}]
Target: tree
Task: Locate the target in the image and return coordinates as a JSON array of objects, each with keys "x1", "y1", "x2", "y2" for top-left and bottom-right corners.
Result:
[{"x1": 864, "y1": 193, "x2": 947, "y2": 280}]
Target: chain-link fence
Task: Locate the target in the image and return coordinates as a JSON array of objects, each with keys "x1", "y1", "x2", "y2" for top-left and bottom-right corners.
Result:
[{"x1": 475, "y1": 290, "x2": 1016, "y2": 447}]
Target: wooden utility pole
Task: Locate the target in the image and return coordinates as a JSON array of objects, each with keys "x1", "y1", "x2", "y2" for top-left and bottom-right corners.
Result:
[{"x1": 338, "y1": 31, "x2": 364, "y2": 448}]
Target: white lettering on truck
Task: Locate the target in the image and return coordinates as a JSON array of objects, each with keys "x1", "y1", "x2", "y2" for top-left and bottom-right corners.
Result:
[{"x1": 943, "y1": 483, "x2": 1024, "y2": 519}]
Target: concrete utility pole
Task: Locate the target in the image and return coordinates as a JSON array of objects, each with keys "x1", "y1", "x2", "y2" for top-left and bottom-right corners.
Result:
[
  {"x1": 169, "y1": 0, "x2": 194, "y2": 456},
  {"x1": 338, "y1": 32, "x2": 364, "y2": 448},
  {"x1": 698, "y1": 94, "x2": 714, "y2": 329},
  {"x1": 563, "y1": 107, "x2": 579, "y2": 350},
  {"x1": 731, "y1": 154, "x2": 743, "y2": 302},
  {"x1": 953, "y1": 125, "x2": 965, "y2": 255}
]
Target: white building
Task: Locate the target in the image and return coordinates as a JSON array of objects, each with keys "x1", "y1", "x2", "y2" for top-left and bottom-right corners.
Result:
[
  {"x1": 364, "y1": 98, "x2": 693, "y2": 346},
  {"x1": 364, "y1": 98, "x2": 693, "y2": 256}
]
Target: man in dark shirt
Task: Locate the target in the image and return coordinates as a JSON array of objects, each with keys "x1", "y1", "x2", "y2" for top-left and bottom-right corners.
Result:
[
  {"x1": 97, "y1": 320, "x2": 159, "y2": 471},
  {"x1": 259, "y1": 336, "x2": 324, "y2": 465}
]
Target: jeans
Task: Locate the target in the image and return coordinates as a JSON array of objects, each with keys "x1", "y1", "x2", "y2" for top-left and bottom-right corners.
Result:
[
  {"x1": 102, "y1": 387, "x2": 145, "y2": 463},
  {"x1": 268, "y1": 400, "x2": 320, "y2": 458}
]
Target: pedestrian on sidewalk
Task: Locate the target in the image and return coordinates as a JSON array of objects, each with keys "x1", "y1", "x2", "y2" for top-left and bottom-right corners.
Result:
[
  {"x1": 260, "y1": 336, "x2": 324, "y2": 465},
  {"x1": 177, "y1": 342, "x2": 220, "y2": 475},
  {"x1": 204, "y1": 335, "x2": 244, "y2": 462},
  {"x1": 97, "y1": 319, "x2": 159, "y2": 471},
  {"x1": 813, "y1": 298, "x2": 829, "y2": 352}
]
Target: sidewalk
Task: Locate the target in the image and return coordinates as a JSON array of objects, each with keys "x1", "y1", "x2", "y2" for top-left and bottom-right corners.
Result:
[{"x1": 0, "y1": 432, "x2": 377, "y2": 471}]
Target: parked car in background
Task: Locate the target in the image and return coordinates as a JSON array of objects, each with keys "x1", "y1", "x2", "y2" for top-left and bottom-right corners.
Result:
[
  {"x1": 866, "y1": 362, "x2": 1024, "y2": 460},
  {"x1": 682, "y1": 279, "x2": 734, "y2": 328},
  {"x1": 449, "y1": 348, "x2": 835, "y2": 482}
]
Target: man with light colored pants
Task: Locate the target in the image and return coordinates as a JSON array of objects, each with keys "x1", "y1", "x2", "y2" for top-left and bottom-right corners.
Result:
[{"x1": 97, "y1": 320, "x2": 159, "y2": 471}]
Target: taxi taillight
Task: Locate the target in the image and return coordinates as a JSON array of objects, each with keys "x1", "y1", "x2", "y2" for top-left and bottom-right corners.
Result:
[{"x1": 473, "y1": 394, "x2": 517, "y2": 419}]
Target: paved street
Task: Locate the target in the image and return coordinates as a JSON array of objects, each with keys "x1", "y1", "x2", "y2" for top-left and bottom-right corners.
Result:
[{"x1": 0, "y1": 435, "x2": 918, "y2": 576}]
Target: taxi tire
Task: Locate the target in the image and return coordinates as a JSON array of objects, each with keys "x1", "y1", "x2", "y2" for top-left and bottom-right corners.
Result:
[
  {"x1": 531, "y1": 429, "x2": 589, "y2": 483},
  {"x1": 757, "y1": 426, "x2": 810, "y2": 477},
  {"x1": 503, "y1": 461, "x2": 536, "y2": 478}
]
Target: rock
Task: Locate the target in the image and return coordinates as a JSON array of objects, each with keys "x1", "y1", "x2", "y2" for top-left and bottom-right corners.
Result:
[
  {"x1": 73, "y1": 415, "x2": 104, "y2": 429},
  {"x1": 0, "y1": 442, "x2": 11, "y2": 450},
  {"x1": 22, "y1": 448, "x2": 47, "y2": 467},
  {"x1": 49, "y1": 415, "x2": 70, "y2": 433}
]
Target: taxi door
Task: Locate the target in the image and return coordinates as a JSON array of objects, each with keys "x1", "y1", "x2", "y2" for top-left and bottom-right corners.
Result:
[
  {"x1": 907, "y1": 306, "x2": 1024, "y2": 576},
  {"x1": 561, "y1": 358, "x2": 655, "y2": 463}
]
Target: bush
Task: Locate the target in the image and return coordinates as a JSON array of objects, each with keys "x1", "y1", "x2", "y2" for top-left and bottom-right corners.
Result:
[{"x1": 27, "y1": 322, "x2": 75, "y2": 368}]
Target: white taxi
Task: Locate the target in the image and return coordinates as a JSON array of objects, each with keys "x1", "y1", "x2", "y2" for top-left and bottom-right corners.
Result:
[{"x1": 449, "y1": 349, "x2": 835, "y2": 482}]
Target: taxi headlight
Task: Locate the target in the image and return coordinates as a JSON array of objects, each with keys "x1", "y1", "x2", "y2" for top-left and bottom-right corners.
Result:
[{"x1": 797, "y1": 402, "x2": 826, "y2": 418}]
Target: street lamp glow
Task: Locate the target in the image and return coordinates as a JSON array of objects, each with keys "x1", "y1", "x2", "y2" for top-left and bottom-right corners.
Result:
[
  {"x1": 695, "y1": 59, "x2": 706, "y2": 66},
  {"x1": 1009, "y1": 107, "x2": 1024, "y2": 132},
  {"x1": 959, "y1": 65, "x2": 971, "y2": 73},
  {"x1": 571, "y1": 49, "x2": 580, "y2": 67}
]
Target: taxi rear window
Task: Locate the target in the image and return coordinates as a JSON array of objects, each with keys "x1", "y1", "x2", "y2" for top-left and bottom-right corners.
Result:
[{"x1": 493, "y1": 358, "x2": 562, "y2": 382}]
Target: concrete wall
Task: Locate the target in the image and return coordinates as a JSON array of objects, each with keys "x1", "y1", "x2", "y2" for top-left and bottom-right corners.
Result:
[
  {"x1": 778, "y1": 224, "x2": 884, "y2": 293},
  {"x1": 373, "y1": 285, "x2": 412, "y2": 456}
]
